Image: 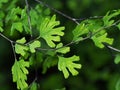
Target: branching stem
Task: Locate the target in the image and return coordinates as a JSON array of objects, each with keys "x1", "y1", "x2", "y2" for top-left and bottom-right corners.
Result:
[{"x1": 34, "y1": 0, "x2": 79, "y2": 24}]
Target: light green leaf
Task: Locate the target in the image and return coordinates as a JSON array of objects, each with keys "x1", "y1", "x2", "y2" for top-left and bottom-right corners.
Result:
[
  {"x1": 6, "y1": 7, "x2": 22, "y2": 22},
  {"x1": 72, "y1": 23, "x2": 88, "y2": 42},
  {"x1": 58, "y1": 55, "x2": 82, "y2": 79},
  {"x1": 15, "y1": 37, "x2": 29, "y2": 56},
  {"x1": 39, "y1": 15, "x2": 65, "y2": 47},
  {"x1": 56, "y1": 43, "x2": 70, "y2": 54},
  {"x1": 91, "y1": 33, "x2": 113, "y2": 48},
  {"x1": 0, "y1": 27, "x2": 3, "y2": 32},
  {"x1": 117, "y1": 23, "x2": 120, "y2": 30},
  {"x1": 29, "y1": 40, "x2": 41, "y2": 53},
  {"x1": 114, "y1": 54, "x2": 120, "y2": 64},
  {"x1": 12, "y1": 59, "x2": 29, "y2": 90},
  {"x1": 11, "y1": 22, "x2": 23, "y2": 35},
  {"x1": 103, "y1": 10, "x2": 120, "y2": 26},
  {"x1": 116, "y1": 78, "x2": 120, "y2": 90}
]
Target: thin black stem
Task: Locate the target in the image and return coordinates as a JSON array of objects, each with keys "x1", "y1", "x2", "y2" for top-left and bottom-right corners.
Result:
[
  {"x1": 0, "y1": 33, "x2": 17, "y2": 61},
  {"x1": 25, "y1": 0, "x2": 33, "y2": 37},
  {"x1": 91, "y1": 19, "x2": 120, "y2": 37},
  {"x1": 0, "y1": 33, "x2": 12, "y2": 42},
  {"x1": 34, "y1": 0, "x2": 79, "y2": 24},
  {"x1": 75, "y1": 16, "x2": 103, "y2": 21},
  {"x1": 11, "y1": 42, "x2": 17, "y2": 61},
  {"x1": 27, "y1": 76, "x2": 37, "y2": 89},
  {"x1": 34, "y1": 0, "x2": 104, "y2": 24},
  {"x1": 36, "y1": 19, "x2": 120, "y2": 51},
  {"x1": 105, "y1": 45, "x2": 120, "y2": 53},
  {"x1": 0, "y1": 33, "x2": 27, "y2": 46}
]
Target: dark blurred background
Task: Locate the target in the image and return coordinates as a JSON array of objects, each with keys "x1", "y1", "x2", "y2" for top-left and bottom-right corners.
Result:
[{"x1": 0, "y1": 0, "x2": 120, "y2": 90}]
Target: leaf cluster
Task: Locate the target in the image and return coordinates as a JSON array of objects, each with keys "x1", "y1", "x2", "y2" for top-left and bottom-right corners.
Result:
[{"x1": 0, "y1": 1, "x2": 120, "y2": 90}]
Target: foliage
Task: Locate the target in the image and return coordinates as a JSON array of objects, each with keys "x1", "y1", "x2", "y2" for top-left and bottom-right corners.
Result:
[
  {"x1": 116, "y1": 78, "x2": 120, "y2": 90},
  {"x1": 0, "y1": 0, "x2": 120, "y2": 90},
  {"x1": 39, "y1": 15, "x2": 65, "y2": 47},
  {"x1": 114, "y1": 54, "x2": 120, "y2": 64},
  {"x1": 58, "y1": 55, "x2": 81, "y2": 78},
  {"x1": 12, "y1": 59, "x2": 29, "y2": 89}
]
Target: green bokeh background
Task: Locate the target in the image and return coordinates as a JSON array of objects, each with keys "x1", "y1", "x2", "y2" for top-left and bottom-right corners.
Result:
[{"x1": 0, "y1": 0, "x2": 120, "y2": 90}]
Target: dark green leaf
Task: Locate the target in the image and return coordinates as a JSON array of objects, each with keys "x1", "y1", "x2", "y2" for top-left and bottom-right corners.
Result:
[
  {"x1": 29, "y1": 52, "x2": 43, "y2": 67},
  {"x1": 42, "y1": 56, "x2": 58, "y2": 74}
]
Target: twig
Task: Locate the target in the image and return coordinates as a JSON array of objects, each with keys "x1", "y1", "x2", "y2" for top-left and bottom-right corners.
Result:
[
  {"x1": 91, "y1": 19, "x2": 120, "y2": 37},
  {"x1": 34, "y1": 0, "x2": 104, "y2": 24},
  {"x1": 0, "y1": 33, "x2": 12, "y2": 42},
  {"x1": 11, "y1": 42, "x2": 17, "y2": 61},
  {"x1": 75, "y1": 16, "x2": 103, "y2": 21},
  {"x1": 34, "y1": 0, "x2": 79, "y2": 24},
  {"x1": 103, "y1": 43, "x2": 120, "y2": 53},
  {"x1": 0, "y1": 33, "x2": 17, "y2": 61},
  {"x1": 36, "y1": 19, "x2": 120, "y2": 51}
]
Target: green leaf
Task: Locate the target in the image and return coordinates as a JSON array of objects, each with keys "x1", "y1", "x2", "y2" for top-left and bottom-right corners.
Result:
[
  {"x1": 29, "y1": 52, "x2": 43, "y2": 67},
  {"x1": 42, "y1": 56, "x2": 57, "y2": 74},
  {"x1": 46, "y1": 50, "x2": 56, "y2": 56},
  {"x1": 117, "y1": 23, "x2": 120, "y2": 30},
  {"x1": 0, "y1": 27, "x2": 3, "y2": 32},
  {"x1": 11, "y1": 22, "x2": 23, "y2": 35},
  {"x1": 43, "y1": 8, "x2": 51, "y2": 15},
  {"x1": 58, "y1": 55, "x2": 82, "y2": 79},
  {"x1": 30, "y1": 8, "x2": 39, "y2": 26},
  {"x1": 0, "y1": 0, "x2": 8, "y2": 8},
  {"x1": 56, "y1": 43, "x2": 70, "y2": 54},
  {"x1": 12, "y1": 59, "x2": 29, "y2": 90},
  {"x1": 39, "y1": 15, "x2": 65, "y2": 47},
  {"x1": 72, "y1": 23, "x2": 88, "y2": 42},
  {"x1": 6, "y1": 7, "x2": 22, "y2": 22},
  {"x1": 91, "y1": 32, "x2": 113, "y2": 48},
  {"x1": 29, "y1": 40, "x2": 41, "y2": 53},
  {"x1": 103, "y1": 10, "x2": 120, "y2": 26},
  {"x1": 114, "y1": 54, "x2": 120, "y2": 64},
  {"x1": 30, "y1": 82, "x2": 38, "y2": 90},
  {"x1": 0, "y1": 11, "x2": 5, "y2": 26},
  {"x1": 15, "y1": 37, "x2": 29, "y2": 56},
  {"x1": 116, "y1": 78, "x2": 120, "y2": 90},
  {"x1": 21, "y1": 8, "x2": 31, "y2": 34}
]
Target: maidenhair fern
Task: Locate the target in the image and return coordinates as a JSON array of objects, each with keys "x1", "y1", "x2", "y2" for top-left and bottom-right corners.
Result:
[{"x1": 0, "y1": 0, "x2": 120, "y2": 90}]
